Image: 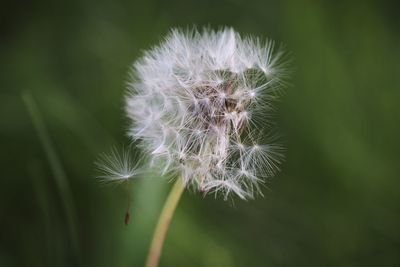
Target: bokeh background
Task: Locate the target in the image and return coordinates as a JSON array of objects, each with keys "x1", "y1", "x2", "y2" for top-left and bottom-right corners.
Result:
[{"x1": 1, "y1": 0, "x2": 400, "y2": 266}]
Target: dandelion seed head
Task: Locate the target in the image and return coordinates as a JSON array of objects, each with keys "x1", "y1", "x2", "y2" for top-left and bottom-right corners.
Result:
[{"x1": 126, "y1": 27, "x2": 289, "y2": 199}]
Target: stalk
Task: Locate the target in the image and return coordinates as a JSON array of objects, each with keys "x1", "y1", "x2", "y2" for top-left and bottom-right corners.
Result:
[{"x1": 145, "y1": 177, "x2": 184, "y2": 267}]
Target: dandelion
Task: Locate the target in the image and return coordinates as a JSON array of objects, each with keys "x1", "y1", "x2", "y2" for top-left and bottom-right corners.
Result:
[
  {"x1": 99, "y1": 27, "x2": 290, "y2": 267},
  {"x1": 96, "y1": 146, "x2": 143, "y2": 226},
  {"x1": 126, "y1": 27, "x2": 288, "y2": 200}
]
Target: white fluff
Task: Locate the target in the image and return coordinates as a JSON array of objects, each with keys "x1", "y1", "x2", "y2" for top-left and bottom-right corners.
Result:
[
  {"x1": 96, "y1": 146, "x2": 142, "y2": 184},
  {"x1": 125, "y1": 27, "x2": 288, "y2": 199}
]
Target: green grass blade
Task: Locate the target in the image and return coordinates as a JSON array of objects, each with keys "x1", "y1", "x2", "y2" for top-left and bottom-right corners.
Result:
[{"x1": 22, "y1": 91, "x2": 81, "y2": 264}]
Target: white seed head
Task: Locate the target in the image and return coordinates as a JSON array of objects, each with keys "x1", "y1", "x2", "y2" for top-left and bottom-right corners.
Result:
[{"x1": 126, "y1": 27, "x2": 288, "y2": 199}]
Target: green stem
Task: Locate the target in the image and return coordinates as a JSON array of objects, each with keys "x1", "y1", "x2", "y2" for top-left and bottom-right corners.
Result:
[{"x1": 145, "y1": 177, "x2": 185, "y2": 267}]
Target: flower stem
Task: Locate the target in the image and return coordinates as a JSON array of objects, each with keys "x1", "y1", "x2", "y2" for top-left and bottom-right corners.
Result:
[{"x1": 145, "y1": 177, "x2": 185, "y2": 267}]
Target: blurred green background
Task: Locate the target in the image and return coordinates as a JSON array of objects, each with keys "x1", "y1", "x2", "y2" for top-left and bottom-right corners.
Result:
[{"x1": 1, "y1": 0, "x2": 400, "y2": 266}]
